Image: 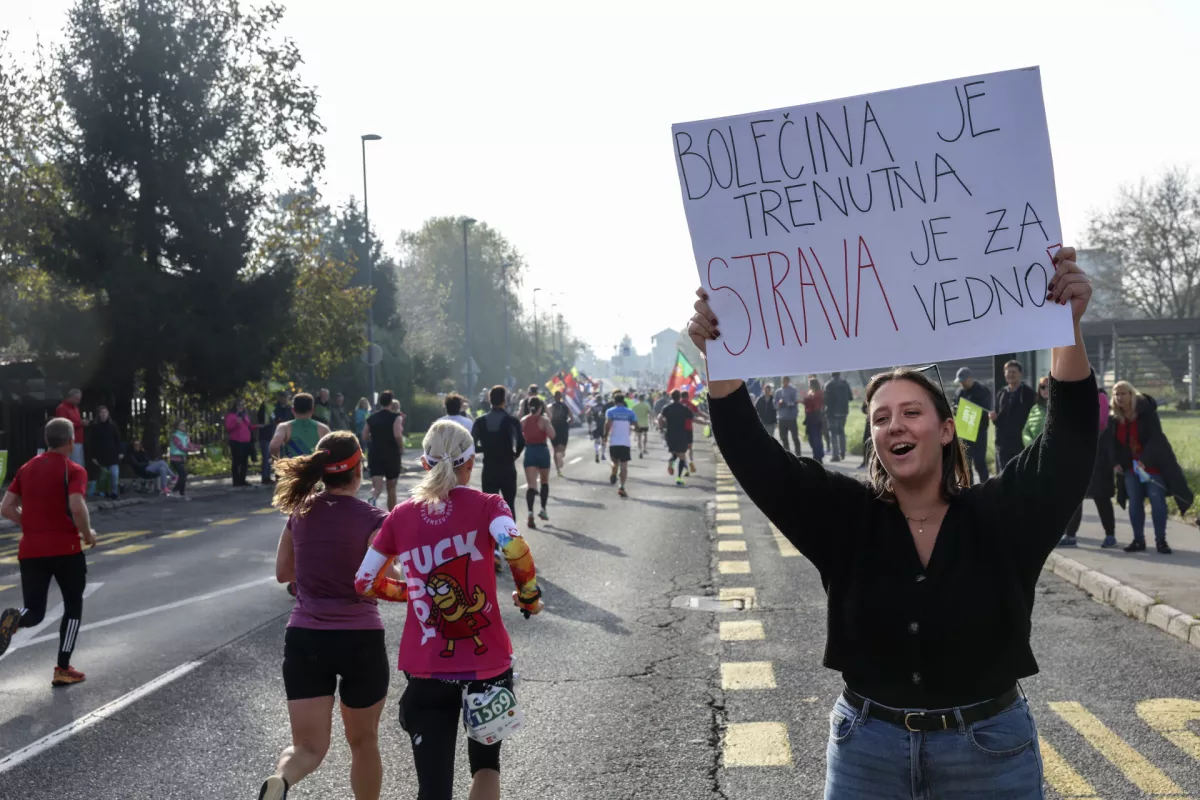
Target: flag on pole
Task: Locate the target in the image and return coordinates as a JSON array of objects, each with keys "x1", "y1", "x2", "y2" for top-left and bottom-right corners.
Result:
[{"x1": 666, "y1": 350, "x2": 697, "y2": 393}]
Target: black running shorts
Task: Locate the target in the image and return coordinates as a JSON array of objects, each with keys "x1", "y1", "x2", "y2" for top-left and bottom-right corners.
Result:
[
  {"x1": 609, "y1": 445, "x2": 632, "y2": 463},
  {"x1": 282, "y1": 627, "x2": 389, "y2": 708}
]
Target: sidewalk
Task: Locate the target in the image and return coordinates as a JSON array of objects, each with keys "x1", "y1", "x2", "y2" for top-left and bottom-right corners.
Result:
[{"x1": 1056, "y1": 503, "x2": 1200, "y2": 619}]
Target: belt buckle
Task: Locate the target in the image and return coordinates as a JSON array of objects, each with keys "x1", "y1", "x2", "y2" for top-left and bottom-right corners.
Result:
[{"x1": 904, "y1": 712, "x2": 948, "y2": 732}]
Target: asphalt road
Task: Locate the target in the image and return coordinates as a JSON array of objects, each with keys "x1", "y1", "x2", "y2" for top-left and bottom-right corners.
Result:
[{"x1": 0, "y1": 433, "x2": 1197, "y2": 799}]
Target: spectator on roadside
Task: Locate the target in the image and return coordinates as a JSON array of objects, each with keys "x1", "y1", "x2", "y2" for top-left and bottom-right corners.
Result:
[
  {"x1": 1021, "y1": 376, "x2": 1050, "y2": 448},
  {"x1": 1109, "y1": 380, "x2": 1192, "y2": 555},
  {"x1": 991, "y1": 359, "x2": 1036, "y2": 472},
  {"x1": 257, "y1": 395, "x2": 279, "y2": 485},
  {"x1": 754, "y1": 383, "x2": 777, "y2": 438},
  {"x1": 353, "y1": 397, "x2": 371, "y2": 441},
  {"x1": 330, "y1": 392, "x2": 351, "y2": 431},
  {"x1": 128, "y1": 440, "x2": 176, "y2": 495},
  {"x1": 313, "y1": 388, "x2": 332, "y2": 426},
  {"x1": 169, "y1": 419, "x2": 201, "y2": 500},
  {"x1": 89, "y1": 405, "x2": 123, "y2": 499},
  {"x1": 954, "y1": 368, "x2": 992, "y2": 483},
  {"x1": 803, "y1": 377, "x2": 826, "y2": 463},
  {"x1": 775, "y1": 376, "x2": 801, "y2": 455},
  {"x1": 1060, "y1": 386, "x2": 1118, "y2": 549},
  {"x1": 225, "y1": 399, "x2": 254, "y2": 487},
  {"x1": 823, "y1": 372, "x2": 853, "y2": 463},
  {"x1": 55, "y1": 389, "x2": 89, "y2": 467}
]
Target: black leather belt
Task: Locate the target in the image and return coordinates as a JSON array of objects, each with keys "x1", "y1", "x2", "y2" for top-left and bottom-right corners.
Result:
[{"x1": 840, "y1": 686, "x2": 1021, "y2": 732}]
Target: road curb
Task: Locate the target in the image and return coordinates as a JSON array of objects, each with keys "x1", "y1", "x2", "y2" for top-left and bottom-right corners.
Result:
[{"x1": 1043, "y1": 552, "x2": 1200, "y2": 651}]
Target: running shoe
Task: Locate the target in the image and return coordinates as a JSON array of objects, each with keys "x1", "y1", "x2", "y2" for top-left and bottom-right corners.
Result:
[
  {"x1": 1101, "y1": 536, "x2": 1118, "y2": 548},
  {"x1": 258, "y1": 776, "x2": 289, "y2": 800},
  {"x1": 0, "y1": 608, "x2": 21, "y2": 657},
  {"x1": 668, "y1": 463, "x2": 675, "y2": 476},
  {"x1": 689, "y1": 463, "x2": 696, "y2": 475},
  {"x1": 51, "y1": 665, "x2": 86, "y2": 687},
  {"x1": 617, "y1": 487, "x2": 628, "y2": 498},
  {"x1": 557, "y1": 469, "x2": 564, "y2": 478},
  {"x1": 368, "y1": 494, "x2": 379, "y2": 507},
  {"x1": 594, "y1": 452, "x2": 599, "y2": 463},
  {"x1": 527, "y1": 513, "x2": 537, "y2": 529},
  {"x1": 538, "y1": 509, "x2": 550, "y2": 521},
  {"x1": 1157, "y1": 542, "x2": 1173, "y2": 555},
  {"x1": 609, "y1": 473, "x2": 617, "y2": 485},
  {"x1": 675, "y1": 478, "x2": 685, "y2": 487}
]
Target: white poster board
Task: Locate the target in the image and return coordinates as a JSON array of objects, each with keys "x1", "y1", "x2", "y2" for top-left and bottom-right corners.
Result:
[{"x1": 672, "y1": 67, "x2": 1073, "y2": 380}]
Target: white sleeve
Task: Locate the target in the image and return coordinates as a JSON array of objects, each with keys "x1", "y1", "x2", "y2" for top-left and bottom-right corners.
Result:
[
  {"x1": 355, "y1": 547, "x2": 390, "y2": 588},
  {"x1": 489, "y1": 515, "x2": 521, "y2": 547}
]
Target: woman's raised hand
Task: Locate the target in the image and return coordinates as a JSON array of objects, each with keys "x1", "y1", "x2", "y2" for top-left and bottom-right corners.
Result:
[
  {"x1": 1047, "y1": 247, "x2": 1092, "y2": 323},
  {"x1": 687, "y1": 287, "x2": 719, "y2": 356}
]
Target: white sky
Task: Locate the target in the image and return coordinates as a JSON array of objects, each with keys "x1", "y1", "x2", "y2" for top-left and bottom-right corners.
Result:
[{"x1": 5, "y1": 0, "x2": 1198, "y2": 359}]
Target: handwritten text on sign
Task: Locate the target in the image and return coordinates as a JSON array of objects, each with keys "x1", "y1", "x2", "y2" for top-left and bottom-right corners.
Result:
[{"x1": 672, "y1": 67, "x2": 1073, "y2": 380}]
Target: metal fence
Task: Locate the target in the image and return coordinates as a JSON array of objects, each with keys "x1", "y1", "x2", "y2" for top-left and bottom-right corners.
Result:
[{"x1": 1083, "y1": 318, "x2": 1200, "y2": 407}]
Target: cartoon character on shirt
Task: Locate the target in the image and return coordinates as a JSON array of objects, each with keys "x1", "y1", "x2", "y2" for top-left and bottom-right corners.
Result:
[{"x1": 425, "y1": 554, "x2": 490, "y2": 657}]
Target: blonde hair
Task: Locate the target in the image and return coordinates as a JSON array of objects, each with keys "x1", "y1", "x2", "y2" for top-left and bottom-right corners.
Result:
[
  {"x1": 1111, "y1": 380, "x2": 1144, "y2": 422},
  {"x1": 410, "y1": 420, "x2": 474, "y2": 508}
]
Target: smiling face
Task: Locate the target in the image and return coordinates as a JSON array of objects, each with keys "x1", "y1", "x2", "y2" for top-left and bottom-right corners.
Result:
[
  {"x1": 1005, "y1": 364, "x2": 1022, "y2": 388},
  {"x1": 870, "y1": 378, "x2": 955, "y2": 488}
]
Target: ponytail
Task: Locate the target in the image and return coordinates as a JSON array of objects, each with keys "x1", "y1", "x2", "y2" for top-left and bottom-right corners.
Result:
[
  {"x1": 273, "y1": 430, "x2": 362, "y2": 516},
  {"x1": 411, "y1": 420, "x2": 475, "y2": 509}
]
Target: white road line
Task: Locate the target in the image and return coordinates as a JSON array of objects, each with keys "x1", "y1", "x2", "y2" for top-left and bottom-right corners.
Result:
[
  {"x1": 0, "y1": 660, "x2": 202, "y2": 774},
  {"x1": 569, "y1": 457, "x2": 583, "y2": 465},
  {"x1": 11, "y1": 577, "x2": 275, "y2": 651}
]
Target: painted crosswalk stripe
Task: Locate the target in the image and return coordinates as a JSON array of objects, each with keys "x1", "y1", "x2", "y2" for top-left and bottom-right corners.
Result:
[
  {"x1": 719, "y1": 620, "x2": 764, "y2": 641},
  {"x1": 103, "y1": 544, "x2": 153, "y2": 556},
  {"x1": 774, "y1": 536, "x2": 800, "y2": 557},
  {"x1": 718, "y1": 560, "x2": 751, "y2": 574},
  {"x1": 250, "y1": 508, "x2": 278, "y2": 515},
  {"x1": 0, "y1": 557, "x2": 16, "y2": 566},
  {"x1": 717, "y1": 502, "x2": 739, "y2": 511},
  {"x1": 716, "y1": 512, "x2": 741, "y2": 522},
  {"x1": 569, "y1": 456, "x2": 583, "y2": 465},
  {"x1": 724, "y1": 722, "x2": 792, "y2": 766},
  {"x1": 719, "y1": 587, "x2": 757, "y2": 608},
  {"x1": 721, "y1": 662, "x2": 777, "y2": 690},
  {"x1": 716, "y1": 493, "x2": 739, "y2": 502},
  {"x1": 1050, "y1": 701, "x2": 1189, "y2": 797},
  {"x1": 717, "y1": 525, "x2": 744, "y2": 535},
  {"x1": 0, "y1": 584, "x2": 15, "y2": 593},
  {"x1": 162, "y1": 529, "x2": 206, "y2": 539},
  {"x1": 1137, "y1": 698, "x2": 1200, "y2": 763},
  {"x1": 718, "y1": 540, "x2": 747, "y2": 553},
  {"x1": 1039, "y1": 738, "x2": 1101, "y2": 800},
  {"x1": 210, "y1": 517, "x2": 246, "y2": 526},
  {"x1": 96, "y1": 530, "x2": 151, "y2": 544}
]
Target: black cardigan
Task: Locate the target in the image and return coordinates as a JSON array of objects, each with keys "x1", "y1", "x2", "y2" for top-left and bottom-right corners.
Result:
[
  {"x1": 711, "y1": 373, "x2": 1098, "y2": 709},
  {"x1": 1107, "y1": 396, "x2": 1193, "y2": 514}
]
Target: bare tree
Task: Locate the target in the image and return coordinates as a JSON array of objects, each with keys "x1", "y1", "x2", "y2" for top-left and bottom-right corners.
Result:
[{"x1": 1088, "y1": 168, "x2": 1200, "y2": 319}]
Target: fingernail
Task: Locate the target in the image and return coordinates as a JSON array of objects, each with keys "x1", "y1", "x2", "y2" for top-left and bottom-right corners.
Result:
[
  {"x1": 711, "y1": 318, "x2": 719, "y2": 326},
  {"x1": 1046, "y1": 291, "x2": 1053, "y2": 299},
  {"x1": 713, "y1": 329, "x2": 721, "y2": 338}
]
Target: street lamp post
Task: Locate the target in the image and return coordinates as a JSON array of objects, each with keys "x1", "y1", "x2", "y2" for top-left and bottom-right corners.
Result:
[
  {"x1": 360, "y1": 133, "x2": 382, "y2": 403},
  {"x1": 462, "y1": 217, "x2": 477, "y2": 394},
  {"x1": 533, "y1": 288, "x2": 542, "y2": 381},
  {"x1": 501, "y1": 262, "x2": 512, "y2": 389}
]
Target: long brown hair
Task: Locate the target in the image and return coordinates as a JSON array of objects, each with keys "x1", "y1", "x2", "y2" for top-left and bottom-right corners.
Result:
[
  {"x1": 864, "y1": 368, "x2": 971, "y2": 503},
  {"x1": 272, "y1": 431, "x2": 362, "y2": 516}
]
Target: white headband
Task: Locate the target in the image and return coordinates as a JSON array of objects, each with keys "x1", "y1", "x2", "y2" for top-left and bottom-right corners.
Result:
[{"x1": 424, "y1": 444, "x2": 475, "y2": 468}]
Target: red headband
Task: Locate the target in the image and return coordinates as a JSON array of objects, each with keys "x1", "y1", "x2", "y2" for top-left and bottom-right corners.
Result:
[{"x1": 323, "y1": 449, "x2": 362, "y2": 474}]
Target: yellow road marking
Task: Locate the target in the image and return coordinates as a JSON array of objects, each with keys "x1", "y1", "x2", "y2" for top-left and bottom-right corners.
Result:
[
  {"x1": 718, "y1": 540, "x2": 747, "y2": 553},
  {"x1": 719, "y1": 620, "x2": 764, "y2": 641},
  {"x1": 95, "y1": 530, "x2": 151, "y2": 544},
  {"x1": 251, "y1": 508, "x2": 279, "y2": 515},
  {"x1": 716, "y1": 493, "x2": 739, "y2": 502},
  {"x1": 716, "y1": 502, "x2": 739, "y2": 511},
  {"x1": 1137, "y1": 698, "x2": 1200, "y2": 763},
  {"x1": 210, "y1": 517, "x2": 247, "y2": 526},
  {"x1": 162, "y1": 528, "x2": 206, "y2": 539},
  {"x1": 0, "y1": 545, "x2": 18, "y2": 558},
  {"x1": 717, "y1": 525, "x2": 744, "y2": 535},
  {"x1": 716, "y1": 512, "x2": 741, "y2": 522},
  {"x1": 1040, "y1": 737, "x2": 1102, "y2": 800},
  {"x1": 774, "y1": 536, "x2": 801, "y2": 557},
  {"x1": 719, "y1": 587, "x2": 757, "y2": 608},
  {"x1": 718, "y1": 560, "x2": 751, "y2": 574},
  {"x1": 716, "y1": 482, "x2": 736, "y2": 491},
  {"x1": 721, "y1": 661, "x2": 777, "y2": 690},
  {"x1": 0, "y1": 532, "x2": 20, "y2": 541},
  {"x1": 0, "y1": 584, "x2": 16, "y2": 593},
  {"x1": 724, "y1": 722, "x2": 792, "y2": 766},
  {"x1": 1050, "y1": 701, "x2": 1189, "y2": 797},
  {"x1": 103, "y1": 544, "x2": 153, "y2": 556},
  {"x1": 0, "y1": 556, "x2": 16, "y2": 566}
]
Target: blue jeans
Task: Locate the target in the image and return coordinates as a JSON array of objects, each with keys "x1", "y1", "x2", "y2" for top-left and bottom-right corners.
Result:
[
  {"x1": 70, "y1": 443, "x2": 85, "y2": 467},
  {"x1": 825, "y1": 694, "x2": 1043, "y2": 799},
  {"x1": 1125, "y1": 470, "x2": 1169, "y2": 545}
]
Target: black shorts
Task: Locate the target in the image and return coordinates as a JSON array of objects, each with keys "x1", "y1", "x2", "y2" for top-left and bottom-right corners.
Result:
[
  {"x1": 609, "y1": 445, "x2": 632, "y2": 463},
  {"x1": 590, "y1": 429, "x2": 605, "y2": 440},
  {"x1": 552, "y1": 424, "x2": 569, "y2": 448},
  {"x1": 686, "y1": 431, "x2": 695, "y2": 445},
  {"x1": 635, "y1": 426, "x2": 649, "y2": 434},
  {"x1": 282, "y1": 627, "x2": 390, "y2": 709},
  {"x1": 369, "y1": 448, "x2": 401, "y2": 481},
  {"x1": 667, "y1": 435, "x2": 689, "y2": 454},
  {"x1": 482, "y1": 469, "x2": 518, "y2": 513},
  {"x1": 399, "y1": 669, "x2": 513, "y2": 792}
]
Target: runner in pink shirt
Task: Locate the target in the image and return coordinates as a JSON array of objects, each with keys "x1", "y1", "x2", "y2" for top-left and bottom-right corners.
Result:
[{"x1": 356, "y1": 420, "x2": 542, "y2": 800}]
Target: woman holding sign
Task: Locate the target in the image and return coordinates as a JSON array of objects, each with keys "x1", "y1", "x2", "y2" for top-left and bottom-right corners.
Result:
[{"x1": 690, "y1": 248, "x2": 1096, "y2": 798}]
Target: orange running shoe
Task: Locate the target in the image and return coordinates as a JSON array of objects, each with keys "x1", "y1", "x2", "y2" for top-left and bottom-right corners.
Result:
[{"x1": 52, "y1": 665, "x2": 86, "y2": 687}]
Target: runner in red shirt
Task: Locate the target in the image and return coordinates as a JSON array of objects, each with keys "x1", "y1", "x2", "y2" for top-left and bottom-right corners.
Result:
[
  {"x1": 0, "y1": 417, "x2": 97, "y2": 685},
  {"x1": 54, "y1": 388, "x2": 88, "y2": 467}
]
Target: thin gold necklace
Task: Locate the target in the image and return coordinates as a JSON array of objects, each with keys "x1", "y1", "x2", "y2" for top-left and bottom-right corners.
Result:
[{"x1": 904, "y1": 514, "x2": 929, "y2": 534}]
